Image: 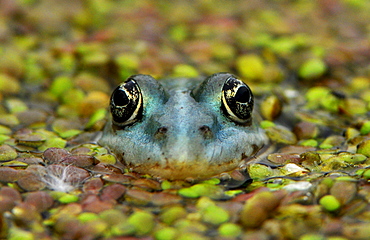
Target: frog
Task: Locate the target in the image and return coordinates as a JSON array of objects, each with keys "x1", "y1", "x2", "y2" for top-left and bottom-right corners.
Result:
[{"x1": 99, "y1": 72, "x2": 267, "y2": 180}]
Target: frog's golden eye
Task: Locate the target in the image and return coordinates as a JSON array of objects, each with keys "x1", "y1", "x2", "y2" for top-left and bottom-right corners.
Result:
[
  {"x1": 110, "y1": 79, "x2": 143, "y2": 126},
  {"x1": 221, "y1": 77, "x2": 253, "y2": 124}
]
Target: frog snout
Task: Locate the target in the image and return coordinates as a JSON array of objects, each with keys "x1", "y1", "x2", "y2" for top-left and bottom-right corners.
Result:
[
  {"x1": 153, "y1": 124, "x2": 214, "y2": 141},
  {"x1": 152, "y1": 122, "x2": 216, "y2": 163}
]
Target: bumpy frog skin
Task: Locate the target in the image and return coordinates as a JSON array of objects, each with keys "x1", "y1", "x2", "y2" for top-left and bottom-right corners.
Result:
[{"x1": 99, "y1": 73, "x2": 267, "y2": 180}]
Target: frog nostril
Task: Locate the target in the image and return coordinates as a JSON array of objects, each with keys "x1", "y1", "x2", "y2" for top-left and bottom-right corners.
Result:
[
  {"x1": 158, "y1": 127, "x2": 168, "y2": 133},
  {"x1": 154, "y1": 126, "x2": 168, "y2": 139},
  {"x1": 199, "y1": 125, "x2": 213, "y2": 139}
]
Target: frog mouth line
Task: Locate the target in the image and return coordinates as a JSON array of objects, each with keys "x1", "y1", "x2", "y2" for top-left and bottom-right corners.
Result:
[
  {"x1": 124, "y1": 158, "x2": 243, "y2": 180},
  {"x1": 117, "y1": 143, "x2": 264, "y2": 180}
]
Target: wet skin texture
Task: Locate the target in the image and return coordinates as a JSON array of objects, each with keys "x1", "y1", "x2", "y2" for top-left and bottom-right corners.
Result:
[{"x1": 99, "y1": 73, "x2": 267, "y2": 180}]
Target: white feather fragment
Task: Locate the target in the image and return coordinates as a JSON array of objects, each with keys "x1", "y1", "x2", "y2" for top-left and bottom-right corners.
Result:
[{"x1": 40, "y1": 165, "x2": 79, "y2": 192}]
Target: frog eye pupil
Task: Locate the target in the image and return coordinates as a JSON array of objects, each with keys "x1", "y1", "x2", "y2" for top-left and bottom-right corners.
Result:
[
  {"x1": 113, "y1": 90, "x2": 129, "y2": 106},
  {"x1": 234, "y1": 86, "x2": 250, "y2": 103}
]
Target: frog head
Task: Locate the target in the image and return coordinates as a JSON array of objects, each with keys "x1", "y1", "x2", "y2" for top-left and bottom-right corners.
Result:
[{"x1": 99, "y1": 73, "x2": 267, "y2": 180}]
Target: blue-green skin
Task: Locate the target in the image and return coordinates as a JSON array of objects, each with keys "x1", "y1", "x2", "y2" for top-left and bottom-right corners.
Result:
[{"x1": 99, "y1": 73, "x2": 267, "y2": 180}]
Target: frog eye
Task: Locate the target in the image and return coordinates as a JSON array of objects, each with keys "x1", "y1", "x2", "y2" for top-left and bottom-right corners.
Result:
[
  {"x1": 221, "y1": 76, "x2": 253, "y2": 124},
  {"x1": 110, "y1": 79, "x2": 143, "y2": 126}
]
